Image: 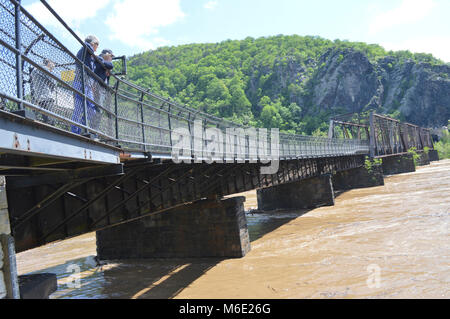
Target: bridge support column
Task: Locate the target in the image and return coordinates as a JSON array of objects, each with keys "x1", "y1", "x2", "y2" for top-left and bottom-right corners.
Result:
[
  {"x1": 332, "y1": 164, "x2": 384, "y2": 191},
  {"x1": 257, "y1": 174, "x2": 335, "y2": 211},
  {"x1": 428, "y1": 150, "x2": 439, "y2": 162},
  {"x1": 96, "y1": 196, "x2": 250, "y2": 260},
  {"x1": 417, "y1": 151, "x2": 430, "y2": 166},
  {"x1": 0, "y1": 177, "x2": 20, "y2": 299},
  {"x1": 381, "y1": 154, "x2": 416, "y2": 175}
]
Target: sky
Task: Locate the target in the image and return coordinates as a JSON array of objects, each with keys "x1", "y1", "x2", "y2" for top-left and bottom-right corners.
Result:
[{"x1": 22, "y1": 0, "x2": 450, "y2": 62}]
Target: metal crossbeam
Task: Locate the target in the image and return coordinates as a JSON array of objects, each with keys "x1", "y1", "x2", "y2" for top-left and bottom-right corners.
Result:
[
  {"x1": 0, "y1": 111, "x2": 121, "y2": 164},
  {"x1": 6, "y1": 164, "x2": 123, "y2": 189}
]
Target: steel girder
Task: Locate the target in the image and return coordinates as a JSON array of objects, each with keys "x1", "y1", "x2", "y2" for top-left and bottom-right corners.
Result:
[{"x1": 7, "y1": 155, "x2": 365, "y2": 252}]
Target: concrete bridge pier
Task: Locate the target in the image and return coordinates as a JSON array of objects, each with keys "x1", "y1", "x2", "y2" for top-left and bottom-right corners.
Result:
[
  {"x1": 1, "y1": 177, "x2": 57, "y2": 299},
  {"x1": 417, "y1": 151, "x2": 430, "y2": 166},
  {"x1": 96, "y1": 196, "x2": 251, "y2": 260},
  {"x1": 332, "y1": 164, "x2": 384, "y2": 191},
  {"x1": 381, "y1": 154, "x2": 416, "y2": 175},
  {"x1": 428, "y1": 150, "x2": 439, "y2": 162},
  {"x1": 0, "y1": 177, "x2": 20, "y2": 299},
  {"x1": 256, "y1": 174, "x2": 335, "y2": 211}
]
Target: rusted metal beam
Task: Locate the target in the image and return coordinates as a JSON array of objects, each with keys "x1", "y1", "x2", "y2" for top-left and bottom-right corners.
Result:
[
  {"x1": 6, "y1": 164, "x2": 124, "y2": 190},
  {"x1": 11, "y1": 180, "x2": 86, "y2": 230}
]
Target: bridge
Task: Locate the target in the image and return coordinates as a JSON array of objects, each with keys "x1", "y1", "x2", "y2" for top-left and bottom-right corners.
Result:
[{"x1": 0, "y1": 0, "x2": 439, "y2": 298}]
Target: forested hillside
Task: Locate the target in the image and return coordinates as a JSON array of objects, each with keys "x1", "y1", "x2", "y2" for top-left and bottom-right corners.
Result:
[{"x1": 126, "y1": 35, "x2": 449, "y2": 135}]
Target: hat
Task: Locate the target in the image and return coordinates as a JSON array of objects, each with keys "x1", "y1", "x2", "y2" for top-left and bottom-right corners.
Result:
[{"x1": 101, "y1": 49, "x2": 114, "y2": 57}]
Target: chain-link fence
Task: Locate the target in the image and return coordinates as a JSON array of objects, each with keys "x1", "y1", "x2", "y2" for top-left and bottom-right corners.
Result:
[{"x1": 0, "y1": 0, "x2": 370, "y2": 160}]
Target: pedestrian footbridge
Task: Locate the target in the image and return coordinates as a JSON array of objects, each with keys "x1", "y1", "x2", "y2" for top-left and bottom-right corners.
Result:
[{"x1": 0, "y1": 0, "x2": 439, "y2": 299}]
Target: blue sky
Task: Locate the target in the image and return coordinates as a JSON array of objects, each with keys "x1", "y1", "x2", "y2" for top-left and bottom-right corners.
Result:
[{"x1": 22, "y1": 0, "x2": 450, "y2": 62}]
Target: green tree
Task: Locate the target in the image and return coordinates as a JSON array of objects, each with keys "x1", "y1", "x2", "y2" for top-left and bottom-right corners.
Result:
[
  {"x1": 261, "y1": 104, "x2": 282, "y2": 128},
  {"x1": 229, "y1": 76, "x2": 252, "y2": 116}
]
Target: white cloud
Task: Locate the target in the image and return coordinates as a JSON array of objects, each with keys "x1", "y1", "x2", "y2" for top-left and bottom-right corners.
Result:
[
  {"x1": 105, "y1": 0, "x2": 185, "y2": 51},
  {"x1": 25, "y1": 0, "x2": 111, "y2": 28},
  {"x1": 369, "y1": 0, "x2": 436, "y2": 34},
  {"x1": 204, "y1": 0, "x2": 219, "y2": 10},
  {"x1": 381, "y1": 36, "x2": 450, "y2": 62}
]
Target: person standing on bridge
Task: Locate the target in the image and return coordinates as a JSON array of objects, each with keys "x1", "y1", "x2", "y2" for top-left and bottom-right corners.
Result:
[
  {"x1": 30, "y1": 58, "x2": 57, "y2": 125},
  {"x1": 94, "y1": 49, "x2": 114, "y2": 85},
  {"x1": 92, "y1": 49, "x2": 115, "y2": 131},
  {"x1": 71, "y1": 35, "x2": 100, "y2": 135}
]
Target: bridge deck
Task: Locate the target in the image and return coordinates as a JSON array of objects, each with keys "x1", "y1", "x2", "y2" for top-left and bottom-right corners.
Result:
[{"x1": 0, "y1": 110, "x2": 121, "y2": 172}]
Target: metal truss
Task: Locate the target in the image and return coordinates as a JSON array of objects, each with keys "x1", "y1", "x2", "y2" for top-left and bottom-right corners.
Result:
[
  {"x1": 7, "y1": 155, "x2": 364, "y2": 252},
  {"x1": 369, "y1": 113, "x2": 433, "y2": 157},
  {"x1": 329, "y1": 112, "x2": 434, "y2": 158}
]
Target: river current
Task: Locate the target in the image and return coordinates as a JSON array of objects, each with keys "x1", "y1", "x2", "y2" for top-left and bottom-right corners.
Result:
[{"x1": 16, "y1": 160, "x2": 450, "y2": 298}]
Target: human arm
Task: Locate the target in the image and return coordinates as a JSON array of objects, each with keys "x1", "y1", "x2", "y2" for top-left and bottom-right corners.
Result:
[{"x1": 100, "y1": 55, "x2": 114, "y2": 70}]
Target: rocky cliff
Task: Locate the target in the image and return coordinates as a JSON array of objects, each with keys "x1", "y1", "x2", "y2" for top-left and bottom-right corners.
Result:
[{"x1": 309, "y1": 48, "x2": 450, "y2": 127}]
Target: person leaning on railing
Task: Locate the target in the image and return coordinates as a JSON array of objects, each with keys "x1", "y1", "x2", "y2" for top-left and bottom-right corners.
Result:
[
  {"x1": 91, "y1": 49, "x2": 115, "y2": 131},
  {"x1": 71, "y1": 35, "x2": 100, "y2": 135},
  {"x1": 30, "y1": 58, "x2": 57, "y2": 125},
  {"x1": 95, "y1": 49, "x2": 114, "y2": 85}
]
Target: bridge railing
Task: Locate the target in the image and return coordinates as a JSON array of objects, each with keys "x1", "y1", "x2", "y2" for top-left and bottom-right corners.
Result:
[{"x1": 0, "y1": 0, "x2": 369, "y2": 161}]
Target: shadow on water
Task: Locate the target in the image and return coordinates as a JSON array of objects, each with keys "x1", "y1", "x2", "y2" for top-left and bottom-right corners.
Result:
[
  {"x1": 100, "y1": 258, "x2": 224, "y2": 299},
  {"x1": 29, "y1": 255, "x2": 223, "y2": 299},
  {"x1": 246, "y1": 208, "x2": 313, "y2": 242},
  {"x1": 24, "y1": 255, "x2": 108, "y2": 299}
]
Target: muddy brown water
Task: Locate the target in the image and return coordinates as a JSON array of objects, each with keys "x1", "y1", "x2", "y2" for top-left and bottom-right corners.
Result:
[{"x1": 16, "y1": 160, "x2": 450, "y2": 299}]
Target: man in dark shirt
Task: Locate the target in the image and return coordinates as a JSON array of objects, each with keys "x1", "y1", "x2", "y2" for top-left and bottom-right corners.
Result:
[
  {"x1": 92, "y1": 49, "x2": 115, "y2": 130},
  {"x1": 71, "y1": 35, "x2": 99, "y2": 135},
  {"x1": 95, "y1": 49, "x2": 114, "y2": 84}
]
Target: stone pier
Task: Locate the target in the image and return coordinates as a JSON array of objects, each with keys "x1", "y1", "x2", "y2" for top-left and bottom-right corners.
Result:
[
  {"x1": 96, "y1": 196, "x2": 250, "y2": 260},
  {"x1": 332, "y1": 164, "x2": 384, "y2": 191},
  {"x1": 417, "y1": 151, "x2": 430, "y2": 166},
  {"x1": 18, "y1": 274, "x2": 58, "y2": 299},
  {"x1": 257, "y1": 174, "x2": 335, "y2": 211},
  {"x1": 0, "y1": 177, "x2": 20, "y2": 299},
  {"x1": 381, "y1": 154, "x2": 416, "y2": 175},
  {"x1": 428, "y1": 150, "x2": 439, "y2": 162}
]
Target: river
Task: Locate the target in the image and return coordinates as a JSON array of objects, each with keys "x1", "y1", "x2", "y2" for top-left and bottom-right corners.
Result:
[{"x1": 15, "y1": 160, "x2": 450, "y2": 299}]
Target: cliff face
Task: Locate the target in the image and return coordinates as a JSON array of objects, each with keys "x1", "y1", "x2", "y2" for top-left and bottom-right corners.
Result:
[
  {"x1": 307, "y1": 49, "x2": 450, "y2": 127},
  {"x1": 312, "y1": 49, "x2": 383, "y2": 114},
  {"x1": 384, "y1": 62, "x2": 450, "y2": 127}
]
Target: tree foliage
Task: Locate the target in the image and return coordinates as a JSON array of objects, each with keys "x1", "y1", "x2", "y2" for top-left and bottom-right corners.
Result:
[{"x1": 435, "y1": 129, "x2": 450, "y2": 159}]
